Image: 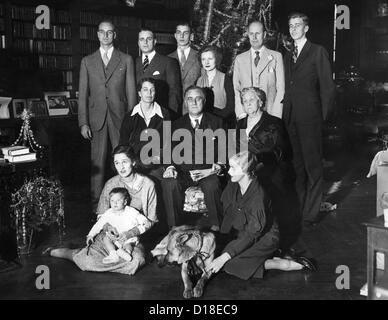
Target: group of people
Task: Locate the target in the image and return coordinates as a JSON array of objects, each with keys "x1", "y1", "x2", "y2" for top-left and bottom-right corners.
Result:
[{"x1": 49, "y1": 12, "x2": 336, "y2": 282}]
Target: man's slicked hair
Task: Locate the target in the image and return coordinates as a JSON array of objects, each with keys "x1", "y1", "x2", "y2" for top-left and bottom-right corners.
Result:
[{"x1": 288, "y1": 12, "x2": 309, "y2": 26}]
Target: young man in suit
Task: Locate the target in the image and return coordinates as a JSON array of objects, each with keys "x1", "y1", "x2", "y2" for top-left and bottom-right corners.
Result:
[
  {"x1": 283, "y1": 12, "x2": 335, "y2": 226},
  {"x1": 162, "y1": 86, "x2": 225, "y2": 230},
  {"x1": 78, "y1": 20, "x2": 137, "y2": 213},
  {"x1": 233, "y1": 20, "x2": 285, "y2": 120},
  {"x1": 168, "y1": 23, "x2": 201, "y2": 115},
  {"x1": 136, "y1": 29, "x2": 182, "y2": 118}
]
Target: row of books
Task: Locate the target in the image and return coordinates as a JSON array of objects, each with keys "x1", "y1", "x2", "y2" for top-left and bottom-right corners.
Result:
[
  {"x1": 13, "y1": 39, "x2": 72, "y2": 55},
  {"x1": 38, "y1": 55, "x2": 73, "y2": 70},
  {"x1": 80, "y1": 11, "x2": 140, "y2": 29},
  {"x1": 13, "y1": 22, "x2": 72, "y2": 40},
  {"x1": 144, "y1": 19, "x2": 179, "y2": 33},
  {"x1": 1, "y1": 146, "x2": 36, "y2": 163},
  {"x1": 11, "y1": 6, "x2": 71, "y2": 24}
]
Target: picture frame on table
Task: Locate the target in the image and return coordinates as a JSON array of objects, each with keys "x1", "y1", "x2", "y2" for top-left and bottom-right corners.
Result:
[
  {"x1": 29, "y1": 100, "x2": 49, "y2": 118},
  {"x1": 68, "y1": 98, "x2": 78, "y2": 115},
  {"x1": 44, "y1": 91, "x2": 70, "y2": 116},
  {"x1": 12, "y1": 99, "x2": 27, "y2": 118}
]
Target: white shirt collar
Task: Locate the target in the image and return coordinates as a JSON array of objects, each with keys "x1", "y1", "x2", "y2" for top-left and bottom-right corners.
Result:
[
  {"x1": 250, "y1": 46, "x2": 265, "y2": 58},
  {"x1": 177, "y1": 47, "x2": 191, "y2": 60},
  {"x1": 189, "y1": 114, "x2": 203, "y2": 128},
  {"x1": 131, "y1": 102, "x2": 164, "y2": 119},
  {"x1": 142, "y1": 50, "x2": 156, "y2": 63},
  {"x1": 294, "y1": 38, "x2": 307, "y2": 56},
  {"x1": 100, "y1": 46, "x2": 114, "y2": 60}
]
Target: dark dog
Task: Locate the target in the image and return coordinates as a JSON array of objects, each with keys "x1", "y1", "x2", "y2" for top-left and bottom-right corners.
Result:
[{"x1": 151, "y1": 225, "x2": 216, "y2": 299}]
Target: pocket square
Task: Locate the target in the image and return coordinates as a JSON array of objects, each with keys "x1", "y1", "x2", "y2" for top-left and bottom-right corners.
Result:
[{"x1": 152, "y1": 71, "x2": 161, "y2": 76}]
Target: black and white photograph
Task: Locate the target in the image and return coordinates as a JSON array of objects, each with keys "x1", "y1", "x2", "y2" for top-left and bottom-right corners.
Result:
[
  {"x1": 0, "y1": 0, "x2": 388, "y2": 308},
  {"x1": 11, "y1": 98, "x2": 27, "y2": 118}
]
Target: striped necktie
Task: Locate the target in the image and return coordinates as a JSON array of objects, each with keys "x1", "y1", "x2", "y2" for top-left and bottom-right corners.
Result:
[
  {"x1": 254, "y1": 51, "x2": 260, "y2": 67},
  {"x1": 193, "y1": 119, "x2": 200, "y2": 130},
  {"x1": 143, "y1": 55, "x2": 149, "y2": 72},
  {"x1": 292, "y1": 45, "x2": 298, "y2": 63},
  {"x1": 180, "y1": 49, "x2": 186, "y2": 69},
  {"x1": 102, "y1": 50, "x2": 109, "y2": 67}
]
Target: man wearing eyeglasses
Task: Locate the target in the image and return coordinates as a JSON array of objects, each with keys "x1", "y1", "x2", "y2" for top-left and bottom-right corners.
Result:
[
  {"x1": 168, "y1": 23, "x2": 201, "y2": 115},
  {"x1": 136, "y1": 29, "x2": 182, "y2": 118},
  {"x1": 162, "y1": 86, "x2": 225, "y2": 230},
  {"x1": 283, "y1": 12, "x2": 335, "y2": 228},
  {"x1": 78, "y1": 20, "x2": 137, "y2": 214}
]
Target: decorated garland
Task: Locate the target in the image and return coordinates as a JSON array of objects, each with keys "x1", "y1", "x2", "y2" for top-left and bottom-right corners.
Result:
[
  {"x1": 11, "y1": 176, "x2": 65, "y2": 254},
  {"x1": 12, "y1": 108, "x2": 43, "y2": 153}
]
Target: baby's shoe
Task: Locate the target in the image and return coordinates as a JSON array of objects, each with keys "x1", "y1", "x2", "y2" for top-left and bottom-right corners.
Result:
[
  {"x1": 117, "y1": 248, "x2": 133, "y2": 262},
  {"x1": 102, "y1": 251, "x2": 120, "y2": 264}
]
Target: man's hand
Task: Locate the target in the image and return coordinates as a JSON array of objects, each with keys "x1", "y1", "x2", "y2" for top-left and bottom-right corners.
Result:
[
  {"x1": 86, "y1": 236, "x2": 94, "y2": 246},
  {"x1": 163, "y1": 166, "x2": 178, "y2": 179},
  {"x1": 80, "y1": 125, "x2": 92, "y2": 140}
]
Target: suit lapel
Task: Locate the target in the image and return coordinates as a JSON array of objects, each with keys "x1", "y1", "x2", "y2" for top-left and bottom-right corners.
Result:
[
  {"x1": 146, "y1": 52, "x2": 160, "y2": 76},
  {"x1": 92, "y1": 50, "x2": 106, "y2": 82},
  {"x1": 256, "y1": 47, "x2": 272, "y2": 76},
  {"x1": 182, "y1": 49, "x2": 196, "y2": 80},
  {"x1": 105, "y1": 49, "x2": 121, "y2": 82},
  {"x1": 293, "y1": 40, "x2": 312, "y2": 71}
]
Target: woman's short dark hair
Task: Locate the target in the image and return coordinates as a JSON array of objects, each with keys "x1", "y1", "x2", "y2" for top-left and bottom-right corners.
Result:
[
  {"x1": 109, "y1": 187, "x2": 131, "y2": 203},
  {"x1": 240, "y1": 87, "x2": 267, "y2": 111},
  {"x1": 111, "y1": 145, "x2": 140, "y2": 173},
  {"x1": 137, "y1": 77, "x2": 156, "y2": 92},
  {"x1": 198, "y1": 45, "x2": 222, "y2": 69},
  {"x1": 229, "y1": 151, "x2": 262, "y2": 178}
]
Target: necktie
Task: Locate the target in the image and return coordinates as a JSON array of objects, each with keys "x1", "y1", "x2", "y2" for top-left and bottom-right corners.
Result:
[
  {"x1": 143, "y1": 55, "x2": 149, "y2": 72},
  {"x1": 180, "y1": 49, "x2": 186, "y2": 69},
  {"x1": 254, "y1": 51, "x2": 260, "y2": 67},
  {"x1": 193, "y1": 119, "x2": 200, "y2": 130},
  {"x1": 102, "y1": 50, "x2": 109, "y2": 67},
  {"x1": 292, "y1": 45, "x2": 298, "y2": 63}
]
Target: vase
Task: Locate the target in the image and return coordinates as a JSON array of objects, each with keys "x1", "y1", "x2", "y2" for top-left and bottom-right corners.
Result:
[{"x1": 16, "y1": 227, "x2": 35, "y2": 255}]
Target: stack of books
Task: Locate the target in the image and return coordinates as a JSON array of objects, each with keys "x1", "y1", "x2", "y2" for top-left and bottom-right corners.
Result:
[{"x1": 1, "y1": 146, "x2": 37, "y2": 163}]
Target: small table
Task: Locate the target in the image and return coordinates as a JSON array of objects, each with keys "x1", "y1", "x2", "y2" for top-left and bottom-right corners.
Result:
[{"x1": 364, "y1": 216, "x2": 388, "y2": 300}]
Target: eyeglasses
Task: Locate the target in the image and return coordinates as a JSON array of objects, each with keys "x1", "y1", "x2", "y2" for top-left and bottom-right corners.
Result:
[
  {"x1": 289, "y1": 23, "x2": 304, "y2": 30},
  {"x1": 186, "y1": 96, "x2": 204, "y2": 104},
  {"x1": 98, "y1": 30, "x2": 115, "y2": 37}
]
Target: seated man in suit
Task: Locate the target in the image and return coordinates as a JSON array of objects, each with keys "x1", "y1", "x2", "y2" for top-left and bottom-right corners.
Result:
[
  {"x1": 161, "y1": 86, "x2": 225, "y2": 231},
  {"x1": 168, "y1": 22, "x2": 201, "y2": 115},
  {"x1": 136, "y1": 28, "x2": 182, "y2": 118}
]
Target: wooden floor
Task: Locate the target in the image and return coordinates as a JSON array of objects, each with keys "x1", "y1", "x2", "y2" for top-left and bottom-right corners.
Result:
[{"x1": 0, "y1": 145, "x2": 377, "y2": 300}]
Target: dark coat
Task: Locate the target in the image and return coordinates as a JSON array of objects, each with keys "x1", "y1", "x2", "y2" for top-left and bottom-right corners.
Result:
[
  {"x1": 220, "y1": 179, "x2": 278, "y2": 280},
  {"x1": 135, "y1": 52, "x2": 182, "y2": 116},
  {"x1": 283, "y1": 40, "x2": 336, "y2": 124},
  {"x1": 172, "y1": 112, "x2": 225, "y2": 172}
]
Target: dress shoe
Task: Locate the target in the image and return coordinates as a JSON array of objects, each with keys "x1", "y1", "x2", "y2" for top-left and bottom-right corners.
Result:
[{"x1": 293, "y1": 256, "x2": 318, "y2": 271}]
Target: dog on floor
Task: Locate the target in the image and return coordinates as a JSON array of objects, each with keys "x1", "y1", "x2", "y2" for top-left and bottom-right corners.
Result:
[{"x1": 151, "y1": 225, "x2": 216, "y2": 299}]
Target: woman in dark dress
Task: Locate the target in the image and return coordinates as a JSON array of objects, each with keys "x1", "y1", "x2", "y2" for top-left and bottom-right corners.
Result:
[
  {"x1": 236, "y1": 87, "x2": 300, "y2": 253},
  {"x1": 206, "y1": 151, "x2": 309, "y2": 279}
]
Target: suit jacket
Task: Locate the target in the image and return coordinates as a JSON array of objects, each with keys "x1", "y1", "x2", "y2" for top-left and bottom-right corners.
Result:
[
  {"x1": 169, "y1": 48, "x2": 201, "y2": 114},
  {"x1": 136, "y1": 52, "x2": 182, "y2": 116},
  {"x1": 172, "y1": 112, "x2": 225, "y2": 172},
  {"x1": 283, "y1": 40, "x2": 336, "y2": 124},
  {"x1": 78, "y1": 49, "x2": 137, "y2": 132},
  {"x1": 233, "y1": 46, "x2": 285, "y2": 119}
]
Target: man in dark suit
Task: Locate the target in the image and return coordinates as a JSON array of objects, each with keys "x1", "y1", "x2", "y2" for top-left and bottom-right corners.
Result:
[
  {"x1": 283, "y1": 12, "x2": 335, "y2": 226},
  {"x1": 78, "y1": 20, "x2": 137, "y2": 212},
  {"x1": 168, "y1": 23, "x2": 201, "y2": 115},
  {"x1": 162, "y1": 86, "x2": 225, "y2": 230},
  {"x1": 136, "y1": 29, "x2": 182, "y2": 117}
]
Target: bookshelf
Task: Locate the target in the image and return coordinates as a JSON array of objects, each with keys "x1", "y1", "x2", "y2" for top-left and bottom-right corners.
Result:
[{"x1": 10, "y1": 5, "x2": 73, "y2": 91}]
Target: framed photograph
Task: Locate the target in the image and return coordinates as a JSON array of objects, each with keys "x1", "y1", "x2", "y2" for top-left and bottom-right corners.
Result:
[
  {"x1": 12, "y1": 99, "x2": 27, "y2": 118},
  {"x1": 68, "y1": 98, "x2": 78, "y2": 115},
  {"x1": 29, "y1": 100, "x2": 49, "y2": 118},
  {"x1": 44, "y1": 91, "x2": 70, "y2": 116}
]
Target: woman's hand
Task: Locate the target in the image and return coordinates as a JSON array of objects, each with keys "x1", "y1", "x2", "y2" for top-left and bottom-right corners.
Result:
[{"x1": 206, "y1": 252, "x2": 231, "y2": 275}]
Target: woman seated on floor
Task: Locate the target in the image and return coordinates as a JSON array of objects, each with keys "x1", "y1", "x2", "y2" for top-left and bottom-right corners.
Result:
[
  {"x1": 48, "y1": 145, "x2": 157, "y2": 275},
  {"x1": 206, "y1": 151, "x2": 315, "y2": 280},
  {"x1": 235, "y1": 86, "x2": 300, "y2": 254}
]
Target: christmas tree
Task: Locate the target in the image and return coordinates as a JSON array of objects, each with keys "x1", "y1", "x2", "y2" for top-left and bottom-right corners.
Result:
[{"x1": 191, "y1": 0, "x2": 287, "y2": 75}]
